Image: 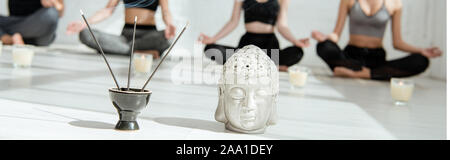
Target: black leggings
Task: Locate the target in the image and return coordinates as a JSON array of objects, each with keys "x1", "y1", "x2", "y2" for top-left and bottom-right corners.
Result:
[
  {"x1": 316, "y1": 40, "x2": 430, "y2": 81},
  {"x1": 204, "y1": 32, "x2": 303, "y2": 66}
]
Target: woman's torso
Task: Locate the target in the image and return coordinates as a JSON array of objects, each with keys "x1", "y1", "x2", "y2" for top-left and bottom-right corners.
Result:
[
  {"x1": 348, "y1": 0, "x2": 393, "y2": 48},
  {"x1": 8, "y1": 0, "x2": 43, "y2": 16},
  {"x1": 123, "y1": 0, "x2": 159, "y2": 25},
  {"x1": 242, "y1": 0, "x2": 280, "y2": 34}
]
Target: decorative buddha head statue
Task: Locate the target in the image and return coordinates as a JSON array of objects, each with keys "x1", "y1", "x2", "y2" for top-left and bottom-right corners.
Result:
[{"x1": 215, "y1": 45, "x2": 279, "y2": 134}]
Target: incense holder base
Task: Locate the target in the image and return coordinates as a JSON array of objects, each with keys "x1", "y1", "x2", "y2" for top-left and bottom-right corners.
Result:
[
  {"x1": 115, "y1": 121, "x2": 139, "y2": 130},
  {"x1": 109, "y1": 88, "x2": 152, "y2": 131}
]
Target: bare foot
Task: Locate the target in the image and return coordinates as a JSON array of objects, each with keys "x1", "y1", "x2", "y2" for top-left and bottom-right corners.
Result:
[
  {"x1": 137, "y1": 50, "x2": 160, "y2": 59},
  {"x1": 311, "y1": 30, "x2": 327, "y2": 42},
  {"x1": 333, "y1": 67, "x2": 371, "y2": 79},
  {"x1": 279, "y1": 65, "x2": 289, "y2": 72},
  {"x1": 333, "y1": 67, "x2": 356, "y2": 77},
  {"x1": 12, "y1": 33, "x2": 25, "y2": 45},
  {"x1": 1, "y1": 34, "x2": 14, "y2": 45}
]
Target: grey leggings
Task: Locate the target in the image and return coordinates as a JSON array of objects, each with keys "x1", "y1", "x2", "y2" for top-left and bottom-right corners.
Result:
[
  {"x1": 79, "y1": 24, "x2": 170, "y2": 56},
  {"x1": 0, "y1": 8, "x2": 59, "y2": 46}
]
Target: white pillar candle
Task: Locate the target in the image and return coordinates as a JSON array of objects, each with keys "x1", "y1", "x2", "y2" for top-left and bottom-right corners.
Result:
[
  {"x1": 288, "y1": 66, "x2": 310, "y2": 87},
  {"x1": 390, "y1": 78, "x2": 414, "y2": 104},
  {"x1": 133, "y1": 53, "x2": 153, "y2": 73},
  {"x1": 12, "y1": 45, "x2": 35, "y2": 68}
]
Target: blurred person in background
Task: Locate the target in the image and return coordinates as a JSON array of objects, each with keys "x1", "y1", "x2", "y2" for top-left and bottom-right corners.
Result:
[
  {"x1": 311, "y1": 0, "x2": 442, "y2": 80},
  {"x1": 199, "y1": 0, "x2": 310, "y2": 71},
  {"x1": 66, "y1": 0, "x2": 175, "y2": 58},
  {"x1": 0, "y1": 0, "x2": 64, "y2": 46}
]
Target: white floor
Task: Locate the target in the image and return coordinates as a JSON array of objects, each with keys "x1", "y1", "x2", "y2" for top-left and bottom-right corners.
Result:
[{"x1": 0, "y1": 45, "x2": 446, "y2": 140}]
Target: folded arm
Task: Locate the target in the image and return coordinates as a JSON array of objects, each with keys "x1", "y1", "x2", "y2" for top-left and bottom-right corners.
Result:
[
  {"x1": 391, "y1": 0, "x2": 442, "y2": 58},
  {"x1": 66, "y1": 0, "x2": 120, "y2": 35},
  {"x1": 199, "y1": 0, "x2": 243, "y2": 44},
  {"x1": 276, "y1": 0, "x2": 309, "y2": 48}
]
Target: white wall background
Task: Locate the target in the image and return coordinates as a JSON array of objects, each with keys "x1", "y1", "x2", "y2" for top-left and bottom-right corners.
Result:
[{"x1": 0, "y1": 0, "x2": 446, "y2": 80}]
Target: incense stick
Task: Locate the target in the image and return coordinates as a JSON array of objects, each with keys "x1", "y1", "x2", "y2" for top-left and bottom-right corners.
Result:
[
  {"x1": 80, "y1": 10, "x2": 121, "y2": 90},
  {"x1": 141, "y1": 22, "x2": 189, "y2": 91},
  {"x1": 127, "y1": 16, "x2": 137, "y2": 91}
]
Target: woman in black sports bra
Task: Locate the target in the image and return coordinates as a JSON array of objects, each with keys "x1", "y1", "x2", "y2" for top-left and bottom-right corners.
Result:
[
  {"x1": 66, "y1": 0, "x2": 175, "y2": 58},
  {"x1": 199, "y1": 0, "x2": 310, "y2": 71}
]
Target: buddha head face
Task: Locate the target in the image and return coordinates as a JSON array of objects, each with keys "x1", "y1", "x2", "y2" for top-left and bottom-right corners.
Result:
[{"x1": 215, "y1": 45, "x2": 279, "y2": 134}]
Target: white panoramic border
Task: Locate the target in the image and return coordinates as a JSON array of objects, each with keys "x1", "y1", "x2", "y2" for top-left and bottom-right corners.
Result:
[{"x1": 447, "y1": 0, "x2": 449, "y2": 141}]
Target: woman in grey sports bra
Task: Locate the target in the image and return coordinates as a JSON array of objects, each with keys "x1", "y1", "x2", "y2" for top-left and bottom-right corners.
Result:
[{"x1": 311, "y1": 0, "x2": 442, "y2": 81}]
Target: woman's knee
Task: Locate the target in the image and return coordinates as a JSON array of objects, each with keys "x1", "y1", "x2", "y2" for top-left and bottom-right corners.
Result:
[
  {"x1": 204, "y1": 44, "x2": 223, "y2": 57},
  {"x1": 37, "y1": 8, "x2": 59, "y2": 34},
  {"x1": 316, "y1": 40, "x2": 339, "y2": 59},
  {"x1": 204, "y1": 44, "x2": 219, "y2": 52},
  {"x1": 156, "y1": 39, "x2": 170, "y2": 55},
  {"x1": 78, "y1": 29, "x2": 100, "y2": 50},
  {"x1": 79, "y1": 29, "x2": 91, "y2": 45},
  {"x1": 204, "y1": 44, "x2": 228, "y2": 64},
  {"x1": 279, "y1": 46, "x2": 303, "y2": 66},
  {"x1": 410, "y1": 54, "x2": 430, "y2": 72},
  {"x1": 41, "y1": 8, "x2": 59, "y2": 23},
  {"x1": 285, "y1": 46, "x2": 304, "y2": 61},
  {"x1": 20, "y1": 8, "x2": 59, "y2": 38},
  {"x1": 204, "y1": 44, "x2": 227, "y2": 57}
]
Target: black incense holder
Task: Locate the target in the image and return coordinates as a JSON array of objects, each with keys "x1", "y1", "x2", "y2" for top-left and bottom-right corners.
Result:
[
  {"x1": 81, "y1": 9, "x2": 188, "y2": 131},
  {"x1": 109, "y1": 88, "x2": 152, "y2": 130}
]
